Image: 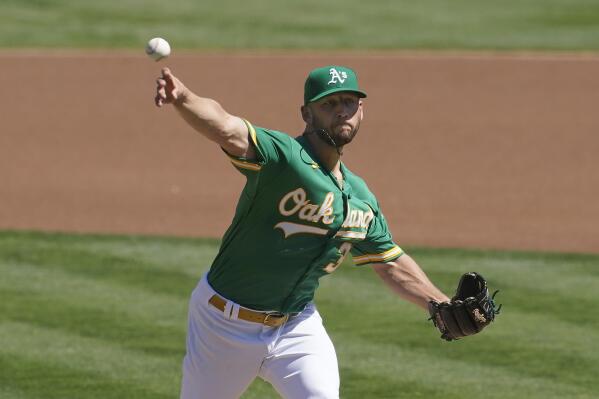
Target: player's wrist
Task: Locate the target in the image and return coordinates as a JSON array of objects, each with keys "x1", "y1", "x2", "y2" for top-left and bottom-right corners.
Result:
[{"x1": 174, "y1": 86, "x2": 192, "y2": 106}]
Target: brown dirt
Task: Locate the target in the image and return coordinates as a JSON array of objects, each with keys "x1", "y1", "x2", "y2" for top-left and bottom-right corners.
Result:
[{"x1": 1, "y1": 51, "x2": 598, "y2": 253}]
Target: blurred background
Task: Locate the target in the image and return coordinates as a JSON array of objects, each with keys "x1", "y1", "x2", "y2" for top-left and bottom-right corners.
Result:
[{"x1": 1, "y1": 1, "x2": 598, "y2": 398}]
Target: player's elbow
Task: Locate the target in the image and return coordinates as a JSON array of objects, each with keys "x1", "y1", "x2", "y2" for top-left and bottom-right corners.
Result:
[
  {"x1": 372, "y1": 262, "x2": 397, "y2": 281},
  {"x1": 219, "y1": 116, "x2": 252, "y2": 158}
]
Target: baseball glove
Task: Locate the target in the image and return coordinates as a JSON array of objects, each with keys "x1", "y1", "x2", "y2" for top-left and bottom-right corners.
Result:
[{"x1": 428, "y1": 272, "x2": 501, "y2": 341}]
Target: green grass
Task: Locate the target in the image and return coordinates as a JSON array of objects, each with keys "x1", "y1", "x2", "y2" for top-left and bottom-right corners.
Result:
[
  {"x1": 1, "y1": 230, "x2": 598, "y2": 398},
  {"x1": 2, "y1": 0, "x2": 599, "y2": 50}
]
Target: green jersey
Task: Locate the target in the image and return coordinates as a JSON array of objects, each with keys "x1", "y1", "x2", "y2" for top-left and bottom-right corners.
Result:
[{"x1": 207, "y1": 120, "x2": 403, "y2": 313}]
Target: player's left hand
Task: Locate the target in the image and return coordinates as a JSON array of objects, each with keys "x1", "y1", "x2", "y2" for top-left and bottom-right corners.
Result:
[{"x1": 428, "y1": 272, "x2": 501, "y2": 341}]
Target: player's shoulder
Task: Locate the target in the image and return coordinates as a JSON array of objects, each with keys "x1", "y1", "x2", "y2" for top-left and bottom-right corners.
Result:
[
  {"x1": 255, "y1": 125, "x2": 302, "y2": 149},
  {"x1": 252, "y1": 125, "x2": 292, "y2": 144},
  {"x1": 247, "y1": 122, "x2": 300, "y2": 164}
]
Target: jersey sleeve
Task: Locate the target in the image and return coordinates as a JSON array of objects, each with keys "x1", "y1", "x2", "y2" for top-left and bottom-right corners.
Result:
[
  {"x1": 224, "y1": 119, "x2": 294, "y2": 177},
  {"x1": 350, "y1": 203, "x2": 403, "y2": 266}
]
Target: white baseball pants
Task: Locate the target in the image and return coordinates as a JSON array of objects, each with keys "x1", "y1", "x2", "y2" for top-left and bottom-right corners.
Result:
[{"x1": 180, "y1": 274, "x2": 340, "y2": 399}]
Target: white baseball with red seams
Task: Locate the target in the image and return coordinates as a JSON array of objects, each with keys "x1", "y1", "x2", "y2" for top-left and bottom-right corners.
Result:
[{"x1": 145, "y1": 37, "x2": 171, "y2": 61}]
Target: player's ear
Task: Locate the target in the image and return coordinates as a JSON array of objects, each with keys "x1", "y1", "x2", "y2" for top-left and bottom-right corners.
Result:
[
  {"x1": 358, "y1": 100, "x2": 364, "y2": 121},
  {"x1": 301, "y1": 105, "x2": 312, "y2": 124}
]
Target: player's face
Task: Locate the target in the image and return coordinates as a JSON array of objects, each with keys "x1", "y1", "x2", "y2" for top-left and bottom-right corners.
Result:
[{"x1": 307, "y1": 92, "x2": 364, "y2": 146}]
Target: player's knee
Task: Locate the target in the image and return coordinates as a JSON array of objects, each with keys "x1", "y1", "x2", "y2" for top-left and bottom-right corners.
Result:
[
  {"x1": 296, "y1": 379, "x2": 339, "y2": 399},
  {"x1": 307, "y1": 386, "x2": 339, "y2": 399}
]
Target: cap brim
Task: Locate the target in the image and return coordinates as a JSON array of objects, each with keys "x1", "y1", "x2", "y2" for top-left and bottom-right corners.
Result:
[{"x1": 307, "y1": 88, "x2": 367, "y2": 104}]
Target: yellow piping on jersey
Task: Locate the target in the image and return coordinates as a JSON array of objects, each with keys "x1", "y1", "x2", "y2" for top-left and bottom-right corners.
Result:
[
  {"x1": 353, "y1": 245, "x2": 403, "y2": 265},
  {"x1": 225, "y1": 119, "x2": 261, "y2": 171},
  {"x1": 335, "y1": 230, "x2": 367, "y2": 240},
  {"x1": 229, "y1": 157, "x2": 262, "y2": 171},
  {"x1": 243, "y1": 119, "x2": 259, "y2": 147}
]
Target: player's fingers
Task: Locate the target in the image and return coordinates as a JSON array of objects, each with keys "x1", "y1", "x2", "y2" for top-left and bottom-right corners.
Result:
[
  {"x1": 156, "y1": 78, "x2": 166, "y2": 87},
  {"x1": 155, "y1": 94, "x2": 163, "y2": 107},
  {"x1": 162, "y1": 67, "x2": 174, "y2": 83},
  {"x1": 170, "y1": 87, "x2": 179, "y2": 100},
  {"x1": 157, "y1": 86, "x2": 167, "y2": 99}
]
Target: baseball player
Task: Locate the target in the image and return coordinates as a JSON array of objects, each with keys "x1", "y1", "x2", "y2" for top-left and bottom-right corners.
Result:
[{"x1": 155, "y1": 65, "x2": 451, "y2": 399}]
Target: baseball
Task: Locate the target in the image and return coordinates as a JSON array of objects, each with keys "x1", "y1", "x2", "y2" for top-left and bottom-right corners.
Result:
[{"x1": 145, "y1": 37, "x2": 171, "y2": 61}]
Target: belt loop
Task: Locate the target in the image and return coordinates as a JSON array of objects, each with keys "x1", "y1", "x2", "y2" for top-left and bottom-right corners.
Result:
[
  {"x1": 230, "y1": 303, "x2": 240, "y2": 321},
  {"x1": 223, "y1": 301, "x2": 234, "y2": 320}
]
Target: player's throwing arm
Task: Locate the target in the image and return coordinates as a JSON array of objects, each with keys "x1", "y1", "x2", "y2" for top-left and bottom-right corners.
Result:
[{"x1": 155, "y1": 68, "x2": 254, "y2": 159}]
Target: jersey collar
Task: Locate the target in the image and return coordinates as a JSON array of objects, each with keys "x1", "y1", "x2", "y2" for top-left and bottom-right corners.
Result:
[{"x1": 297, "y1": 134, "x2": 352, "y2": 194}]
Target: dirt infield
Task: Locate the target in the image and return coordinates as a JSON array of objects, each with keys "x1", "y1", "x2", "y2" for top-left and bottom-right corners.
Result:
[{"x1": 1, "y1": 52, "x2": 598, "y2": 253}]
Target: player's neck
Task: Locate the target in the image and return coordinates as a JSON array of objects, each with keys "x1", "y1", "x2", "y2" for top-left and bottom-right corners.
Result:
[{"x1": 305, "y1": 133, "x2": 342, "y2": 175}]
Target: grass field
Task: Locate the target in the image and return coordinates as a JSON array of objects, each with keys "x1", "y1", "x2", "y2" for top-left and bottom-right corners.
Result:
[
  {"x1": 1, "y1": 230, "x2": 597, "y2": 398},
  {"x1": 2, "y1": 0, "x2": 599, "y2": 50}
]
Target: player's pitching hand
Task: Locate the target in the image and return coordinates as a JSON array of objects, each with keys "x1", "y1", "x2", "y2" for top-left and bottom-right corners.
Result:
[{"x1": 155, "y1": 67, "x2": 188, "y2": 107}]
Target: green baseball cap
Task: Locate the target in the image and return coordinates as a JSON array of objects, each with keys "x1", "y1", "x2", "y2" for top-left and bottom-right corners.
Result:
[{"x1": 304, "y1": 65, "x2": 367, "y2": 104}]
